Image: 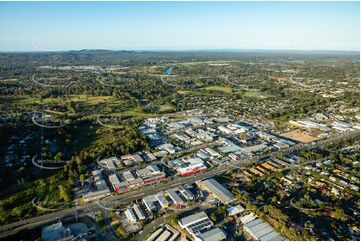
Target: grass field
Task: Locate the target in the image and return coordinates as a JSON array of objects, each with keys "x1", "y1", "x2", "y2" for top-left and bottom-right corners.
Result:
[
  {"x1": 243, "y1": 91, "x2": 266, "y2": 98},
  {"x1": 201, "y1": 85, "x2": 233, "y2": 93},
  {"x1": 2, "y1": 95, "x2": 112, "y2": 106}
]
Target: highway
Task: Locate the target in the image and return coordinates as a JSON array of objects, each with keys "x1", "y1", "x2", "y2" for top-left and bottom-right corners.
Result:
[{"x1": 0, "y1": 130, "x2": 358, "y2": 238}]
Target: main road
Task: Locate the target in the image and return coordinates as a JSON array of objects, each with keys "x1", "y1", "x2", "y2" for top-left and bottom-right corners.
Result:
[{"x1": 0, "y1": 130, "x2": 358, "y2": 238}]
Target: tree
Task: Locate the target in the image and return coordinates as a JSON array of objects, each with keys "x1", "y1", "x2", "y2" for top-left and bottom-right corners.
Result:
[
  {"x1": 210, "y1": 213, "x2": 217, "y2": 222},
  {"x1": 80, "y1": 174, "x2": 86, "y2": 186},
  {"x1": 332, "y1": 207, "x2": 348, "y2": 222},
  {"x1": 59, "y1": 185, "x2": 71, "y2": 202}
]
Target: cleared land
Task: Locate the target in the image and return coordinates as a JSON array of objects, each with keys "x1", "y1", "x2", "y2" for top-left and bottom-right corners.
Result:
[{"x1": 281, "y1": 129, "x2": 319, "y2": 143}]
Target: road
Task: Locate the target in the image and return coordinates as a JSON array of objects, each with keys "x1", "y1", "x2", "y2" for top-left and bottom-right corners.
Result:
[{"x1": 0, "y1": 130, "x2": 358, "y2": 238}]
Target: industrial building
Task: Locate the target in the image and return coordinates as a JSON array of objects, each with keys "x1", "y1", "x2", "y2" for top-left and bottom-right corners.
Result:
[
  {"x1": 243, "y1": 218, "x2": 285, "y2": 241},
  {"x1": 41, "y1": 222, "x2": 89, "y2": 241},
  {"x1": 178, "y1": 211, "x2": 214, "y2": 237},
  {"x1": 195, "y1": 227, "x2": 227, "y2": 241},
  {"x1": 147, "y1": 224, "x2": 180, "y2": 241},
  {"x1": 125, "y1": 208, "x2": 137, "y2": 223},
  {"x1": 111, "y1": 165, "x2": 166, "y2": 192},
  {"x1": 143, "y1": 195, "x2": 158, "y2": 212},
  {"x1": 133, "y1": 204, "x2": 146, "y2": 220},
  {"x1": 99, "y1": 157, "x2": 118, "y2": 171},
  {"x1": 108, "y1": 174, "x2": 122, "y2": 191},
  {"x1": 179, "y1": 186, "x2": 194, "y2": 200},
  {"x1": 169, "y1": 157, "x2": 208, "y2": 176},
  {"x1": 199, "y1": 178, "x2": 236, "y2": 204},
  {"x1": 156, "y1": 192, "x2": 169, "y2": 208},
  {"x1": 167, "y1": 188, "x2": 185, "y2": 207},
  {"x1": 83, "y1": 170, "x2": 111, "y2": 202}
]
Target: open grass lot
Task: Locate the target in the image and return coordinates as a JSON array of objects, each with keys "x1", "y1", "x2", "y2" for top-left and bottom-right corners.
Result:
[
  {"x1": 201, "y1": 85, "x2": 233, "y2": 93},
  {"x1": 1, "y1": 95, "x2": 112, "y2": 106},
  {"x1": 243, "y1": 91, "x2": 267, "y2": 98}
]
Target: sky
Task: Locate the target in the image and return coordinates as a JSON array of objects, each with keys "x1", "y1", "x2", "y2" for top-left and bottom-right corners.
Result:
[{"x1": 0, "y1": 1, "x2": 359, "y2": 51}]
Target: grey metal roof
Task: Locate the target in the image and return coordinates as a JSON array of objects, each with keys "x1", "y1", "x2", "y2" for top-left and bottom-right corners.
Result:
[
  {"x1": 260, "y1": 231, "x2": 285, "y2": 241},
  {"x1": 200, "y1": 178, "x2": 236, "y2": 203},
  {"x1": 244, "y1": 218, "x2": 263, "y2": 228},
  {"x1": 244, "y1": 218, "x2": 285, "y2": 241},
  {"x1": 253, "y1": 226, "x2": 274, "y2": 238},
  {"x1": 248, "y1": 221, "x2": 270, "y2": 235},
  {"x1": 198, "y1": 227, "x2": 227, "y2": 241},
  {"x1": 167, "y1": 189, "x2": 184, "y2": 204},
  {"x1": 179, "y1": 211, "x2": 209, "y2": 227}
]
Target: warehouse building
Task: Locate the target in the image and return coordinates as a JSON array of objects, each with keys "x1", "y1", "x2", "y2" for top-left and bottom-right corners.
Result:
[
  {"x1": 83, "y1": 170, "x2": 111, "y2": 202},
  {"x1": 178, "y1": 211, "x2": 214, "y2": 237},
  {"x1": 167, "y1": 188, "x2": 184, "y2": 207},
  {"x1": 108, "y1": 174, "x2": 122, "y2": 191},
  {"x1": 143, "y1": 195, "x2": 158, "y2": 212},
  {"x1": 147, "y1": 224, "x2": 180, "y2": 241},
  {"x1": 195, "y1": 227, "x2": 227, "y2": 241},
  {"x1": 156, "y1": 192, "x2": 169, "y2": 208},
  {"x1": 156, "y1": 230, "x2": 171, "y2": 241},
  {"x1": 125, "y1": 208, "x2": 137, "y2": 223},
  {"x1": 133, "y1": 204, "x2": 146, "y2": 220},
  {"x1": 199, "y1": 178, "x2": 236, "y2": 204},
  {"x1": 243, "y1": 218, "x2": 285, "y2": 241},
  {"x1": 147, "y1": 228, "x2": 164, "y2": 241},
  {"x1": 99, "y1": 157, "x2": 118, "y2": 171},
  {"x1": 179, "y1": 186, "x2": 194, "y2": 200}
]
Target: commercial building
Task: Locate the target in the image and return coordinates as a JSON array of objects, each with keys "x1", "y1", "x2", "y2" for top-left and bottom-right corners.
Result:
[
  {"x1": 167, "y1": 188, "x2": 184, "y2": 207},
  {"x1": 243, "y1": 218, "x2": 285, "y2": 241},
  {"x1": 170, "y1": 157, "x2": 208, "y2": 176},
  {"x1": 41, "y1": 222, "x2": 73, "y2": 241},
  {"x1": 133, "y1": 204, "x2": 146, "y2": 220},
  {"x1": 158, "y1": 143, "x2": 179, "y2": 154},
  {"x1": 199, "y1": 178, "x2": 236, "y2": 204},
  {"x1": 195, "y1": 227, "x2": 227, "y2": 241},
  {"x1": 109, "y1": 174, "x2": 122, "y2": 191},
  {"x1": 99, "y1": 157, "x2": 118, "y2": 171},
  {"x1": 179, "y1": 186, "x2": 194, "y2": 200},
  {"x1": 333, "y1": 120, "x2": 354, "y2": 132},
  {"x1": 156, "y1": 230, "x2": 171, "y2": 241},
  {"x1": 143, "y1": 195, "x2": 158, "y2": 212},
  {"x1": 123, "y1": 170, "x2": 135, "y2": 181},
  {"x1": 147, "y1": 224, "x2": 180, "y2": 241},
  {"x1": 93, "y1": 170, "x2": 108, "y2": 190},
  {"x1": 147, "y1": 228, "x2": 164, "y2": 241},
  {"x1": 178, "y1": 211, "x2": 214, "y2": 237},
  {"x1": 83, "y1": 170, "x2": 110, "y2": 202},
  {"x1": 239, "y1": 212, "x2": 257, "y2": 224},
  {"x1": 219, "y1": 144, "x2": 242, "y2": 153},
  {"x1": 125, "y1": 208, "x2": 137, "y2": 223},
  {"x1": 114, "y1": 165, "x2": 166, "y2": 192},
  {"x1": 289, "y1": 120, "x2": 329, "y2": 130},
  {"x1": 241, "y1": 143, "x2": 268, "y2": 155},
  {"x1": 156, "y1": 192, "x2": 169, "y2": 208}
]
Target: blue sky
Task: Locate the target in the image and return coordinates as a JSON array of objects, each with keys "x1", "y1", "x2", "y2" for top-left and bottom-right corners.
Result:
[{"x1": 0, "y1": 1, "x2": 359, "y2": 51}]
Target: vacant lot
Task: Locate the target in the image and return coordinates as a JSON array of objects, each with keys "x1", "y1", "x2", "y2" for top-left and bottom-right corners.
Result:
[
  {"x1": 202, "y1": 85, "x2": 233, "y2": 93},
  {"x1": 281, "y1": 129, "x2": 319, "y2": 143}
]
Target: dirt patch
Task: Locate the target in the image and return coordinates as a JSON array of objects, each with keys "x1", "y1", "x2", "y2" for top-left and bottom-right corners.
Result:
[{"x1": 281, "y1": 129, "x2": 319, "y2": 143}]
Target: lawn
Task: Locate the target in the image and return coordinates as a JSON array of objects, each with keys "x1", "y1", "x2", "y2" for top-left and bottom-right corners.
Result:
[
  {"x1": 202, "y1": 85, "x2": 233, "y2": 93},
  {"x1": 243, "y1": 91, "x2": 266, "y2": 98},
  {"x1": 2, "y1": 95, "x2": 112, "y2": 106}
]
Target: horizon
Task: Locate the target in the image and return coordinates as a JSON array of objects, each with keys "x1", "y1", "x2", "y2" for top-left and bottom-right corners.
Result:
[
  {"x1": 0, "y1": 48, "x2": 360, "y2": 54},
  {"x1": 0, "y1": 1, "x2": 359, "y2": 52}
]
